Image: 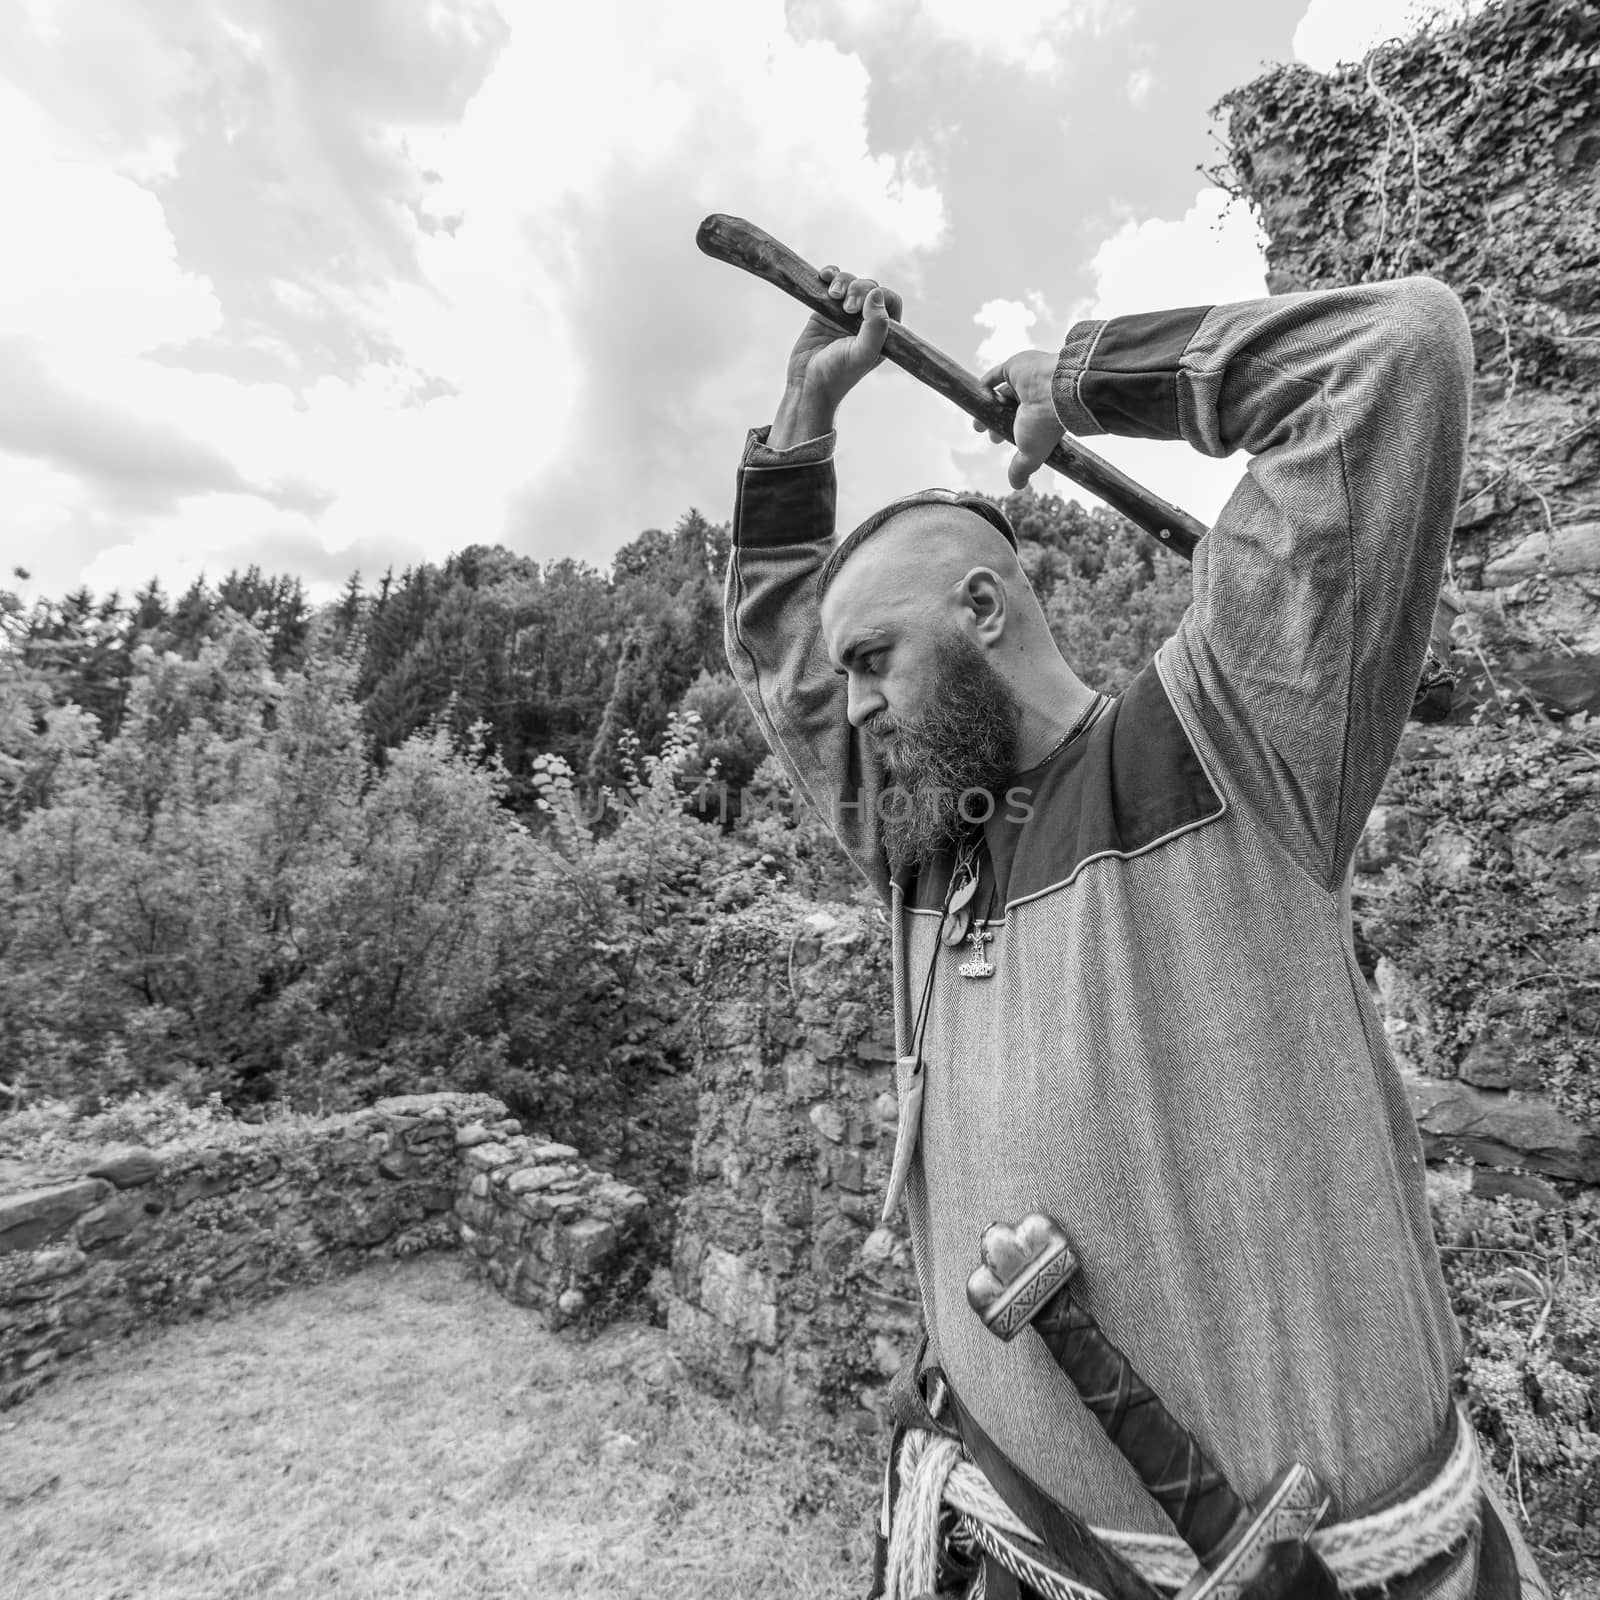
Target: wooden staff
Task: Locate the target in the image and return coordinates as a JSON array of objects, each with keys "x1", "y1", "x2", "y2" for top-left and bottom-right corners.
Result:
[{"x1": 696, "y1": 213, "x2": 1206, "y2": 558}]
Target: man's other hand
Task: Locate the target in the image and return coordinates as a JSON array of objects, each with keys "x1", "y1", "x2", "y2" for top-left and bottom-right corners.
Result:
[
  {"x1": 771, "y1": 269, "x2": 902, "y2": 448},
  {"x1": 977, "y1": 350, "x2": 1062, "y2": 489}
]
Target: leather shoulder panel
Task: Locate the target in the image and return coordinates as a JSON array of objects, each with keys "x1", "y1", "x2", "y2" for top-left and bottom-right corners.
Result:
[
  {"x1": 898, "y1": 658, "x2": 1225, "y2": 915},
  {"x1": 1000, "y1": 658, "x2": 1224, "y2": 907}
]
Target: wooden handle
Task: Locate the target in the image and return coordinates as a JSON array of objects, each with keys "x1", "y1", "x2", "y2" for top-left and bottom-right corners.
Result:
[{"x1": 696, "y1": 213, "x2": 1205, "y2": 557}]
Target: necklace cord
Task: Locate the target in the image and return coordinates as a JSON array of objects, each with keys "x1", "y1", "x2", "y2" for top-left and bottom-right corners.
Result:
[
  {"x1": 1036, "y1": 691, "x2": 1107, "y2": 767},
  {"x1": 905, "y1": 699, "x2": 1102, "y2": 1072},
  {"x1": 908, "y1": 836, "x2": 977, "y2": 1071}
]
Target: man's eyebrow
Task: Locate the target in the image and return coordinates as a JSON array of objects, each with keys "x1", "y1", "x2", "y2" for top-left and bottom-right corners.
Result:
[{"x1": 834, "y1": 635, "x2": 883, "y2": 674}]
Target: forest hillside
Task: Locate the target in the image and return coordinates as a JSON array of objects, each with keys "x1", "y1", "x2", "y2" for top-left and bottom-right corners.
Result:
[{"x1": 0, "y1": 490, "x2": 1187, "y2": 1179}]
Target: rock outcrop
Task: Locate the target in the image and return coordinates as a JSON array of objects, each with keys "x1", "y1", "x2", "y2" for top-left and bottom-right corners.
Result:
[
  {"x1": 1355, "y1": 719, "x2": 1600, "y2": 1183},
  {"x1": 1216, "y1": 0, "x2": 1600, "y2": 715}
]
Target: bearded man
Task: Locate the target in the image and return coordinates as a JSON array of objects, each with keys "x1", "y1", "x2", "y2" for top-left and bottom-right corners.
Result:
[{"x1": 724, "y1": 266, "x2": 1548, "y2": 1600}]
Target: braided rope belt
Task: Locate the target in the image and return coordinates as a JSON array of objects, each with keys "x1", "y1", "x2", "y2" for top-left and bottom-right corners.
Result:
[{"x1": 882, "y1": 1403, "x2": 1484, "y2": 1600}]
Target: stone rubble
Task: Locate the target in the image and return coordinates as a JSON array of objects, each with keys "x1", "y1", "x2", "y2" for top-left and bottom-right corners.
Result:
[{"x1": 0, "y1": 1091, "x2": 649, "y2": 1410}]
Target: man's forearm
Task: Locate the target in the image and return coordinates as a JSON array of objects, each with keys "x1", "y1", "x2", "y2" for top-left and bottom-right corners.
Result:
[{"x1": 769, "y1": 380, "x2": 837, "y2": 451}]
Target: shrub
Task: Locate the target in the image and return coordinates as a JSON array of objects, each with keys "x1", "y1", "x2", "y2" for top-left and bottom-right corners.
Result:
[
  {"x1": 512, "y1": 714, "x2": 783, "y2": 1182},
  {"x1": 0, "y1": 631, "x2": 760, "y2": 1162},
  {"x1": 1432, "y1": 1170, "x2": 1600, "y2": 1559}
]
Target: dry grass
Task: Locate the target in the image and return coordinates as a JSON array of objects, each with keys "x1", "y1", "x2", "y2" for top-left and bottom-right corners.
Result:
[
  {"x1": 0, "y1": 1257, "x2": 879, "y2": 1600},
  {"x1": 16, "y1": 1251, "x2": 1585, "y2": 1599}
]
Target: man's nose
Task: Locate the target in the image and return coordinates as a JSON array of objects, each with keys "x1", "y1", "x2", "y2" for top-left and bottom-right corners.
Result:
[{"x1": 846, "y1": 678, "x2": 885, "y2": 729}]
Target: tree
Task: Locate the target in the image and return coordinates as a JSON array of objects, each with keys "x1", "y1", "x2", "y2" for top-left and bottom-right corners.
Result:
[
  {"x1": 676, "y1": 669, "x2": 769, "y2": 804},
  {"x1": 999, "y1": 487, "x2": 1194, "y2": 690},
  {"x1": 0, "y1": 570, "x2": 102, "y2": 823},
  {"x1": 217, "y1": 567, "x2": 312, "y2": 672},
  {"x1": 589, "y1": 510, "x2": 731, "y2": 787}
]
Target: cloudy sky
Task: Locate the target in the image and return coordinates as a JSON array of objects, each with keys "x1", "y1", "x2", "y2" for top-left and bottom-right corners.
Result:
[{"x1": 2, "y1": 0, "x2": 1467, "y2": 603}]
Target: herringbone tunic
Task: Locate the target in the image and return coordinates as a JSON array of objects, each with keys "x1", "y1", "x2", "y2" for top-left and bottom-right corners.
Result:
[{"x1": 726, "y1": 282, "x2": 1476, "y2": 1556}]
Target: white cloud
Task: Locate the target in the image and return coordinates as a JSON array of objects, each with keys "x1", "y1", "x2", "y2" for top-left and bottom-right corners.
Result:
[
  {"x1": 1292, "y1": 0, "x2": 1488, "y2": 72},
  {"x1": 0, "y1": 152, "x2": 219, "y2": 357},
  {"x1": 792, "y1": 0, "x2": 1127, "y2": 73},
  {"x1": 1085, "y1": 186, "x2": 1269, "y2": 318},
  {"x1": 953, "y1": 187, "x2": 1270, "y2": 527},
  {"x1": 1070, "y1": 187, "x2": 1268, "y2": 525},
  {"x1": 0, "y1": 11, "x2": 195, "y2": 182},
  {"x1": 0, "y1": 0, "x2": 949, "y2": 599},
  {"x1": 437, "y1": 0, "x2": 947, "y2": 562},
  {"x1": 973, "y1": 293, "x2": 1058, "y2": 372}
]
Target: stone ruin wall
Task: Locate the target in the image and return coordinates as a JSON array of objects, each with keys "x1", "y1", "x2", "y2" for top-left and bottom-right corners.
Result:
[
  {"x1": 0, "y1": 1091, "x2": 649, "y2": 1410},
  {"x1": 1356, "y1": 749, "x2": 1600, "y2": 1192},
  {"x1": 668, "y1": 899, "x2": 921, "y2": 1429},
  {"x1": 453, "y1": 1123, "x2": 652, "y2": 1324},
  {"x1": 1216, "y1": 0, "x2": 1600, "y2": 713}
]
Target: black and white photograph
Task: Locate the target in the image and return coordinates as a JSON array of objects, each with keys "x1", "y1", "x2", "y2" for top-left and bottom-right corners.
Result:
[{"x1": 1, "y1": 0, "x2": 1596, "y2": 1595}]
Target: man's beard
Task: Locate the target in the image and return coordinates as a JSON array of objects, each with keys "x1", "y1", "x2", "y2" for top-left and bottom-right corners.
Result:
[{"x1": 867, "y1": 629, "x2": 1021, "y2": 872}]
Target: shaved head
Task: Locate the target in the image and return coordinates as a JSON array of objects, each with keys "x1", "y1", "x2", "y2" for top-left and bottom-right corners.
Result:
[
  {"x1": 818, "y1": 502, "x2": 1048, "y2": 669},
  {"x1": 834, "y1": 504, "x2": 1024, "y2": 590},
  {"x1": 817, "y1": 497, "x2": 1020, "y2": 602},
  {"x1": 815, "y1": 493, "x2": 1089, "y2": 868}
]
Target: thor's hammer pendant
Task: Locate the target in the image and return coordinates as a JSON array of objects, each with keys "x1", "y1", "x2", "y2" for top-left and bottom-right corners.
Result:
[{"x1": 968, "y1": 1214, "x2": 1341, "y2": 1600}]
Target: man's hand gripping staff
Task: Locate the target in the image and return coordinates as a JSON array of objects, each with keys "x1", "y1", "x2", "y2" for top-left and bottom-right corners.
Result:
[
  {"x1": 968, "y1": 1215, "x2": 1343, "y2": 1600},
  {"x1": 696, "y1": 213, "x2": 1205, "y2": 555}
]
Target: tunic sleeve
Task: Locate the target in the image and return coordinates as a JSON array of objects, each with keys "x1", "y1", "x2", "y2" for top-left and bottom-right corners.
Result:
[
  {"x1": 1052, "y1": 279, "x2": 1473, "y2": 888},
  {"x1": 723, "y1": 426, "x2": 894, "y2": 901}
]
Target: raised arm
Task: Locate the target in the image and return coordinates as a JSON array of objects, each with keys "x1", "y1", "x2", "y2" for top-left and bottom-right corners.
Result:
[
  {"x1": 985, "y1": 279, "x2": 1474, "y2": 888},
  {"x1": 724, "y1": 270, "x2": 903, "y2": 899}
]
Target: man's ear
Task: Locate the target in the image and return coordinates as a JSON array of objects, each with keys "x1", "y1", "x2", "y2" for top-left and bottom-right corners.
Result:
[{"x1": 961, "y1": 567, "x2": 1007, "y2": 644}]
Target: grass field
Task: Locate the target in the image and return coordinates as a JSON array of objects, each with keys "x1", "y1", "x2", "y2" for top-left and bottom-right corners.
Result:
[
  {"x1": 4, "y1": 1251, "x2": 1594, "y2": 1599},
  {"x1": 0, "y1": 1256, "x2": 879, "y2": 1600}
]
